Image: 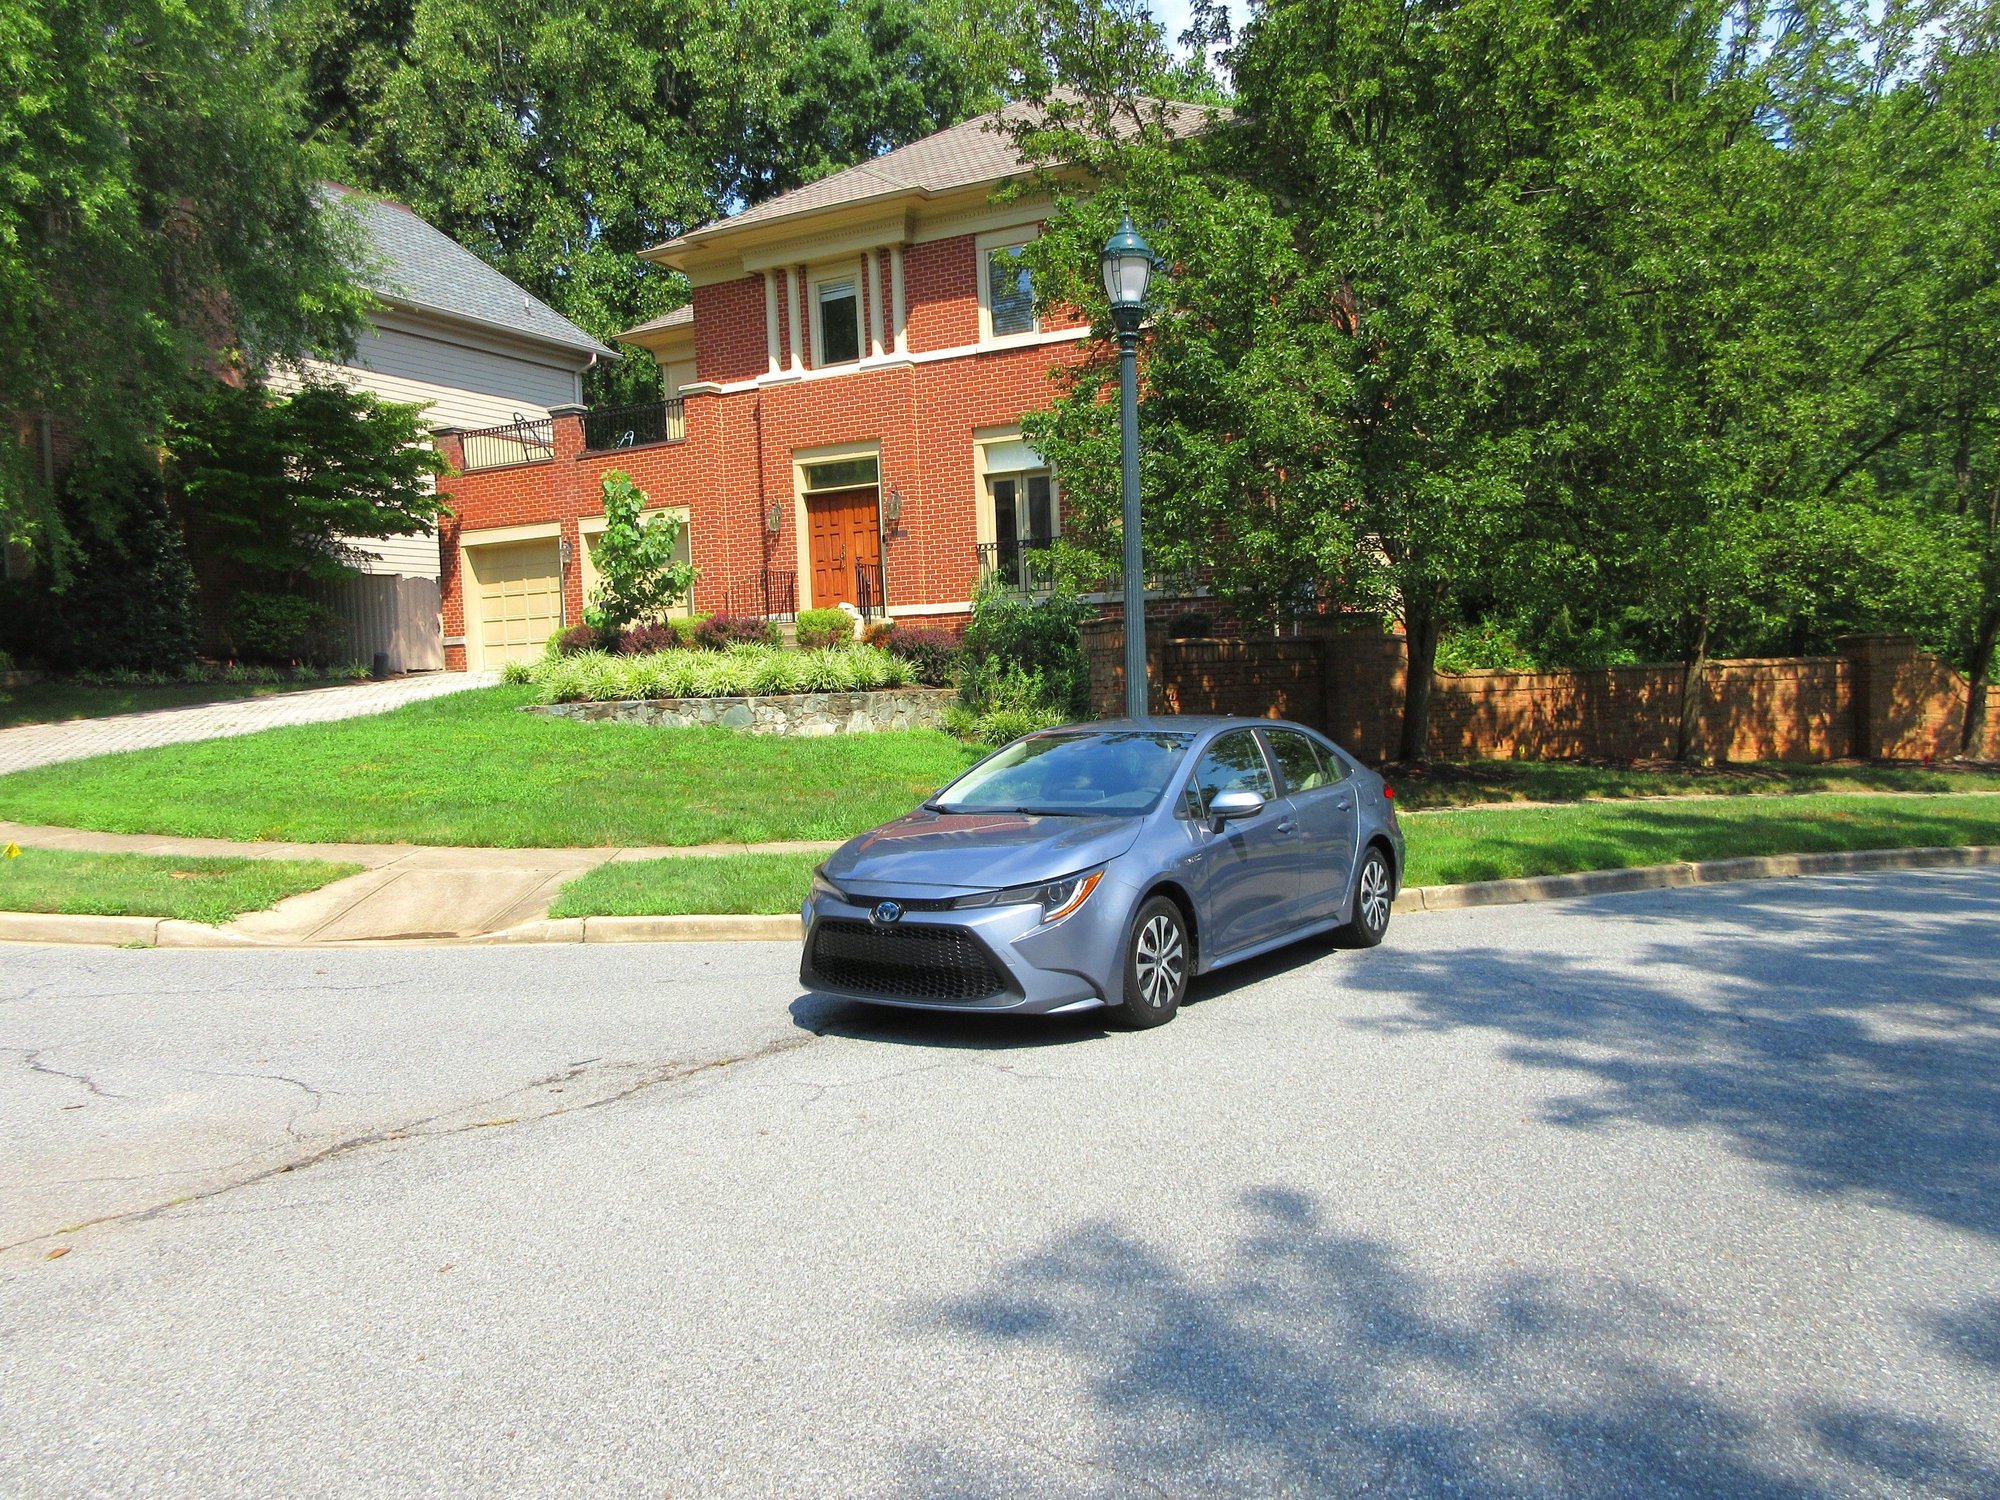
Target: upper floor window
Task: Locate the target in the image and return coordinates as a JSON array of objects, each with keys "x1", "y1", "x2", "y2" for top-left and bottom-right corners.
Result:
[
  {"x1": 978, "y1": 231, "x2": 1039, "y2": 342},
  {"x1": 815, "y1": 275, "x2": 861, "y2": 366}
]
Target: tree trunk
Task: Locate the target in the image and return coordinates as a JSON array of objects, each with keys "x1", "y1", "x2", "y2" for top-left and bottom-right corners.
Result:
[
  {"x1": 1399, "y1": 607, "x2": 1439, "y2": 764},
  {"x1": 1676, "y1": 610, "x2": 1711, "y2": 763},
  {"x1": 1963, "y1": 600, "x2": 1999, "y2": 757}
]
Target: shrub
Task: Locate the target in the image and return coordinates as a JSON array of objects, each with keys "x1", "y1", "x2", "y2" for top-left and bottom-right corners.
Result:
[
  {"x1": 960, "y1": 589, "x2": 1088, "y2": 717},
  {"x1": 942, "y1": 703, "x2": 1065, "y2": 747},
  {"x1": 887, "y1": 626, "x2": 960, "y2": 686},
  {"x1": 230, "y1": 592, "x2": 345, "y2": 666},
  {"x1": 861, "y1": 620, "x2": 896, "y2": 649},
  {"x1": 1167, "y1": 612, "x2": 1213, "y2": 639},
  {"x1": 520, "y1": 644, "x2": 912, "y2": 704},
  {"x1": 554, "y1": 624, "x2": 609, "y2": 656},
  {"x1": 669, "y1": 616, "x2": 707, "y2": 648},
  {"x1": 695, "y1": 614, "x2": 778, "y2": 649},
  {"x1": 616, "y1": 623, "x2": 683, "y2": 655},
  {"x1": 795, "y1": 608, "x2": 854, "y2": 650}
]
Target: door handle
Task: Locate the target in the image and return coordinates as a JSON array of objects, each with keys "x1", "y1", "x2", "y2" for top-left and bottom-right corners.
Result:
[{"x1": 1275, "y1": 820, "x2": 1298, "y2": 836}]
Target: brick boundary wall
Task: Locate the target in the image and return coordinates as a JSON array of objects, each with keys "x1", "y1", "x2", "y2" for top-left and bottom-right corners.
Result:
[{"x1": 1084, "y1": 621, "x2": 2000, "y2": 764}]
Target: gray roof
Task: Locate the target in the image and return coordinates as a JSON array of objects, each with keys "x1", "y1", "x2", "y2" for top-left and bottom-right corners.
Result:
[
  {"x1": 327, "y1": 184, "x2": 616, "y2": 361},
  {"x1": 651, "y1": 95, "x2": 1221, "y2": 255},
  {"x1": 622, "y1": 303, "x2": 695, "y2": 339}
]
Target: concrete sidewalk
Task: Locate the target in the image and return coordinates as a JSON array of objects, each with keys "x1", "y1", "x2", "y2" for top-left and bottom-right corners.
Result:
[
  {"x1": 0, "y1": 819, "x2": 841, "y2": 944},
  {"x1": 0, "y1": 671, "x2": 500, "y2": 775}
]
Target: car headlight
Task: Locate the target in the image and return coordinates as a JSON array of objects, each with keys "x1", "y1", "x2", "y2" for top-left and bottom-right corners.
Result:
[
  {"x1": 810, "y1": 868, "x2": 847, "y2": 904},
  {"x1": 954, "y1": 868, "x2": 1105, "y2": 924}
]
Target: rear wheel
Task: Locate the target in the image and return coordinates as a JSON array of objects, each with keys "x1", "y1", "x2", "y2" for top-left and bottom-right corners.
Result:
[
  {"x1": 1335, "y1": 846, "x2": 1394, "y2": 949},
  {"x1": 1114, "y1": 895, "x2": 1189, "y2": 1029}
]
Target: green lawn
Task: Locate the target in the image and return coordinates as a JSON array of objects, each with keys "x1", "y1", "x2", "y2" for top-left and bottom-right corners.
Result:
[
  {"x1": 0, "y1": 848, "x2": 361, "y2": 924},
  {"x1": 0, "y1": 679, "x2": 352, "y2": 730},
  {"x1": 0, "y1": 686, "x2": 984, "y2": 848},
  {"x1": 1385, "y1": 759, "x2": 2000, "y2": 809},
  {"x1": 548, "y1": 792, "x2": 2000, "y2": 916}
]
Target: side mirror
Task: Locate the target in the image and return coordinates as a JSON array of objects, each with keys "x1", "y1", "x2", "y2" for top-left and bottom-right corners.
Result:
[{"x1": 1207, "y1": 789, "x2": 1265, "y2": 825}]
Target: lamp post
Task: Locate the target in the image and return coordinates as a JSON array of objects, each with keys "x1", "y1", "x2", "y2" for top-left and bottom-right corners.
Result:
[{"x1": 1101, "y1": 214, "x2": 1157, "y2": 721}]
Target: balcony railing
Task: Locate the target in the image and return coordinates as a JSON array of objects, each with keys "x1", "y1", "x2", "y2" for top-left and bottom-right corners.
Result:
[
  {"x1": 460, "y1": 416, "x2": 555, "y2": 472},
  {"x1": 583, "y1": 399, "x2": 686, "y2": 453},
  {"x1": 725, "y1": 569, "x2": 798, "y2": 622},
  {"x1": 976, "y1": 538, "x2": 1058, "y2": 596}
]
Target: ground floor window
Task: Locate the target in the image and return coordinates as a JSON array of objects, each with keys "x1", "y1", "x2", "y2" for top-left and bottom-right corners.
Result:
[{"x1": 979, "y1": 434, "x2": 1058, "y2": 594}]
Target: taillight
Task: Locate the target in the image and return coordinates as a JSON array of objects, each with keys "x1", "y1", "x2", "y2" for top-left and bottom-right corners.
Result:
[{"x1": 1382, "y1": 785, "x2": 1395, "y2": 800}]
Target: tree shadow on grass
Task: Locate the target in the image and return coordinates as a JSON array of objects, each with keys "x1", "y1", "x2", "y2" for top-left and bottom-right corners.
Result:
[
  {"x1": 907, "y1": 1187, "x2": 1999, "y2": 1498},
  {"x1": 1331, "y1": 871, "x2": 2000, "y2": 1239}
]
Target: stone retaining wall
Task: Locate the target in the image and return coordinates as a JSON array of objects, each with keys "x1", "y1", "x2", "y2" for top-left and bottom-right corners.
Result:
[{"x1": 524, "y1": 686, "x2": 955, "y2": 735}]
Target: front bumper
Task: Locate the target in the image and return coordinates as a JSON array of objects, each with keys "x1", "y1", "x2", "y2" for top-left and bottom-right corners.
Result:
[{"x1": 798, "y1": 888, "x2": 1126, "y2": 1015}]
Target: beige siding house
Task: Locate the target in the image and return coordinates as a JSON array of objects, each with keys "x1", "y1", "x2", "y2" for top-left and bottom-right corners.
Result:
[{"x1": 275, "y1": 186, "x2": 615, "y2": 582}]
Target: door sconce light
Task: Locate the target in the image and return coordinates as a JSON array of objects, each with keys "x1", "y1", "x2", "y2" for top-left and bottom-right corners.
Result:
[
  {"x1": 885, "y1": 487, "x2": 903, "y2": 524},
  {"x1": 766, "y1": 502, "x2": 785, "y2": 534},
  {"x1": 559, "y1": 538, "x2": 574, "y2": 569}
]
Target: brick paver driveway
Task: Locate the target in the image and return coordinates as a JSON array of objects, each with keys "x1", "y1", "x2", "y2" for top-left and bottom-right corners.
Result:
[{"x1": 0, "y1": 672, "x2": 499, "y2": 775}]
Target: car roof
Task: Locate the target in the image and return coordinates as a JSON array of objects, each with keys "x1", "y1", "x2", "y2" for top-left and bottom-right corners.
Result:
[{"x1": 1044, "y1": 717, "x2": 1326, "y2": 736}]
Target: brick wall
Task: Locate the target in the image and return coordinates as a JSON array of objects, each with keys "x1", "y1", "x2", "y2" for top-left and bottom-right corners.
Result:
[
  {"x1": 1085, "y1": 620, "x2": 2000, "y2": 764},
  {"x1": 434, "y1": 227, "x2": 1091, "y2": 667}
]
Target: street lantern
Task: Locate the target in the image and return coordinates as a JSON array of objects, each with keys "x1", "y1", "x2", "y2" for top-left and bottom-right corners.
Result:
[{"x1": 1102, "y1": 214, "x2": 1157, "y2": 719}]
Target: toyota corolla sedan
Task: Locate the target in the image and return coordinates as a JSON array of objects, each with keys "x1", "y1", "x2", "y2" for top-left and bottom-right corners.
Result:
[{"x1": 800, "y1": 717, "x2": 1402, "y2": 1027}]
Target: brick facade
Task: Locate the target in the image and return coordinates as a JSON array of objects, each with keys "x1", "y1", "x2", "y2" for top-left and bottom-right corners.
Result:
[
  {"x1": 1085, "y1": 622, "x2": 2000, "y2": 765},
  {"x1": 435, "y1": 228, "x2": 1091, "y2": 670}
]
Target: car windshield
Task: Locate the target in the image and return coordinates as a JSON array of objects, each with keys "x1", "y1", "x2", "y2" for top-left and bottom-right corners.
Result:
[{"x1": 932, "y1": 731, "x2": 1194, "y2": 815}]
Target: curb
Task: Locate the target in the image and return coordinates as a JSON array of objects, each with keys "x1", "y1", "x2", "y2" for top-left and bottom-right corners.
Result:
[{"x1": 4, "y1": 844, "x2": 1995, "y2": 949}]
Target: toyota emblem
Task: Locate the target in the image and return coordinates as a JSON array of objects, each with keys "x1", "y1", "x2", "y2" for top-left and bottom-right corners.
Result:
[{"x1": 871, "y1": 900, "x2": 903, "y2": 925}]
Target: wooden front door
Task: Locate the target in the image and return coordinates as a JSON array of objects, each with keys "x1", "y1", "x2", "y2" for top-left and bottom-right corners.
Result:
[{"x1": 806, "y1": 487, "x2": 881, "y2": 609}]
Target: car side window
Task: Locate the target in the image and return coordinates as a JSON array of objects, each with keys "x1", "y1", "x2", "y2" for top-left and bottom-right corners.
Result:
[
  {"x1": 1266, "y1": 729, "x2": 1334, "y2": 795},
  {"x1": 1190, "y1": 729, "x2": 1275, "y2": 815}
]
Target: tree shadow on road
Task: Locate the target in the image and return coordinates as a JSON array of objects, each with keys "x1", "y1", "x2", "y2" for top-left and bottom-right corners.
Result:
[
  {"x1": 904, "y1": 1187, "x2": 2000, "y2": 1499},
  {"x1": 1330, "y1": 872, "x2": 2000, "y2": 1240}
]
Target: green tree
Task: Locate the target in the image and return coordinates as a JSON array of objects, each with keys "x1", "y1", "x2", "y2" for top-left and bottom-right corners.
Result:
[
  {"x1": 1, "y1": 0, "x2": 368, "y2": 562},
  {"x1": 584, "y1": 470, "x2": 697, "y2": 631},
  {"x1": 172, "y1": 381, "x2": 448, "y2": 587}
]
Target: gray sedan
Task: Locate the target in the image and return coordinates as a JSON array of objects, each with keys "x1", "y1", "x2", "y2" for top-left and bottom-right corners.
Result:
[{"x1": 799, "y1": 717, "x2": 1403, "y2": 1027}]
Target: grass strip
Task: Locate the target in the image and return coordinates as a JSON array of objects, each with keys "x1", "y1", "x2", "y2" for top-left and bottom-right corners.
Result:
[
  {"x1": 547, "y1": 793, "x2": 2000, "y2": 917},
  {"x1": 0, "y1": 849, "x2": 362, "y2": 925},
  {"x1": 0, "y1": 686, "x2": 982, "y2": 849}
]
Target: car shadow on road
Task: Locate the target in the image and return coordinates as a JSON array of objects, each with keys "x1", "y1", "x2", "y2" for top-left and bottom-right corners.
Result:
[{"x1": 900, "y1": 1185, "x2": 2000, "y2": 1498}]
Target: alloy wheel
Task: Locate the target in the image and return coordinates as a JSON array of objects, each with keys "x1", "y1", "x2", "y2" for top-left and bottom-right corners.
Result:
[
  {"x1": 1134, "y1": 912, "x2": 1186, "y2": 1009},
  {"x1": 1358, "y1": 855, "x2": 1392, "y2": 934}
]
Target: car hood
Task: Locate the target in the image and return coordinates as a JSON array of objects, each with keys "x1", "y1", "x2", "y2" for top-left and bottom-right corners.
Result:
[{"x1": 825, "y1": 808, "x2": 1146, "y2": 896}]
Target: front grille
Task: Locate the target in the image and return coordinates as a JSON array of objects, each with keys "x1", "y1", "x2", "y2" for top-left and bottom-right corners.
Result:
[{"x1": 809, "y1": 919, "x2": 1008, "y2": 1002}]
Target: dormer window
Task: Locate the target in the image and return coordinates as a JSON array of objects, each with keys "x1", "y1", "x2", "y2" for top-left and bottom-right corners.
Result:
[{"x1": 815, "y1": 275, "x2": 861, "y2": 366}]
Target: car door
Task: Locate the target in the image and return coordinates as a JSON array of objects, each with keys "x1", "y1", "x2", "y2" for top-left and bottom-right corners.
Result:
[
  {"x1": 1262, "y1": 728, "x2": 1359, "y2": 924},
  {"x1": 1184, "y1": 728, "x2": 1297, "y2": 956}
]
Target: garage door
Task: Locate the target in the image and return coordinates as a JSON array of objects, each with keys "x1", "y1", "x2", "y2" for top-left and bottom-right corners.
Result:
[{"x1": 468, "y1": 538, "x2": 562, "y2": 666}]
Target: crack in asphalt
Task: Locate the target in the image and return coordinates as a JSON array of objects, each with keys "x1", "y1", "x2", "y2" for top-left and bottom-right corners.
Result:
[
  {"x1": 194, "y1": 1069, "x2": 331, "y2": 1143},
  {"x1": 2, "y1": 1046, "x2": 125, "y2": 1099},
  {"x1": 1, "y1": 1032, "x2": 814, "y2": 1256}
]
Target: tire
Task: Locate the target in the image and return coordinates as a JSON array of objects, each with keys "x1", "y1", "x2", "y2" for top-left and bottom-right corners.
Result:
[
  {"x1": 1335, "y1": 846, "x2": 1394, "y2": 949},
  {"x1": 1114, "y1": 895, "x2": 1190, "y2": 1029}
]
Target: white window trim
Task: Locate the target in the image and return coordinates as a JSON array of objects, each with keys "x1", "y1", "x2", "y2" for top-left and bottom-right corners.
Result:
[
  {"x1": 976, "y1": 227, "x2": 1041, "y2": 347},
  {"x1": 809, "y1": 266, "x2": 865, "y2": 370},
  {"x1": 973, "y1": 428, "x2": 1059, "y2": 550}
]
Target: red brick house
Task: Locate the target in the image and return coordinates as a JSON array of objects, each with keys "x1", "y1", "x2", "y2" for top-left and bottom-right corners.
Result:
[{"x1": 433, "y1": 101, "x2": 1205, "y2": 670}]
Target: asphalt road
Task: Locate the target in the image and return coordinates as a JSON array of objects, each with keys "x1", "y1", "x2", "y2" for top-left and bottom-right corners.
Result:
[{"x1": 2, "y1": 870, "x2": 1997, "y2": 1498}]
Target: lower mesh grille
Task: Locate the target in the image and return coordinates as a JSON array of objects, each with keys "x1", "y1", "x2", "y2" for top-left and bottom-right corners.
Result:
[{"x1": 809, "y1": 919, "x2": 1008, "y2": 1002}]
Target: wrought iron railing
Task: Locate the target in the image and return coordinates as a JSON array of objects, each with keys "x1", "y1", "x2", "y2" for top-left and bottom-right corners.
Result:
[
  {"x1": 459, "y1": 415, "x2": 555, "y2": 471},
  {"x1": 855, "y1": 560, "x2": 885, "y2": 622},
  {"x1": 975, "y1": 538, "x2": 1058, "y2": 595},
  {"x1": 725, "y1": 569, "x2": 797, "y2": 622},
  {"x1": 582, "y1": 399, "x2": 686, "y2": 453}
]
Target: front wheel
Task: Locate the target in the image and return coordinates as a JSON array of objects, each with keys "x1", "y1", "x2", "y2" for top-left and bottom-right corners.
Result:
[
  {"x1": 1335, "y1": 846, "x2": 1394, "y2": 949},
  {"x1": 1113, "y1": 895, "x2": 1189, "y2": 1029}
]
